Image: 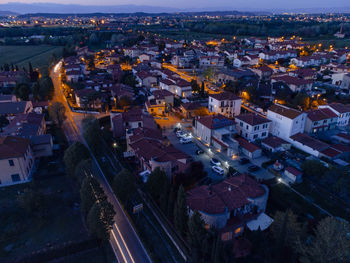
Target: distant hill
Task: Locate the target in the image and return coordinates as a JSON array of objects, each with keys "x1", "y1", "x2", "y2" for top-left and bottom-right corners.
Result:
[{"x1": 0, "y1": 10, "x2": 18, "y2": 16}]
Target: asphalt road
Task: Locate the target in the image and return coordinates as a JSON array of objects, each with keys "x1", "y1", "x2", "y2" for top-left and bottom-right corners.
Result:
[{"x1": 51, "y1": 62, "x2": 151, "y2": 263}]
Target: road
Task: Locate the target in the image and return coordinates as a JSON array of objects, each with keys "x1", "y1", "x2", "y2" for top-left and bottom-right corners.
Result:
[{"x1": 51, "y1": 62, "x2": 152, "y2": 263}]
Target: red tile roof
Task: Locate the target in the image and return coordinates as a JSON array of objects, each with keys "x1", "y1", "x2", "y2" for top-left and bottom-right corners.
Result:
[
  {"x1": 290, "y1": 133, "x2": 329, "y2": 151},
  {"x1": 0, "y1": 136, "x2": 30, "y2": 159},
  {"x1": 261, "y1": 136, "x2": 289, "y2": 149},
  {"x1": 236, "y1": 137, "x2": 260, "y2": 153},
  {"x1": 307, "y1": 108, "x2": 337, "y2": 121},
  {"x1": 235, "y1": 113, "x2": 271, "y2": 126},
  {"x1": 187, "y1": 174, "x2": 265, "y2": 214},
  {"x1": 197, "y1": 114, "x2": 235, "y2": 130},
  {"x1": 268, "y1": 104, "x2": 302, "y2": 119},
  {"x1": 285, "y1": 166, "x2": 302, "y2": 176},
  {"x1": 209, "y1": 91, "x2": 241, "y2": 101}
]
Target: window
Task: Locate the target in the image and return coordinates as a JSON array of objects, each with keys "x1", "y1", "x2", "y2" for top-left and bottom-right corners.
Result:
[
  {"x1": 254, "y1": 134, "x2": 258, "y2": 139},
  {"x1": 221, "y1": 108, "x2": 224, "y2": 113},
  {"x1": 240, "y1": 122, "x2": 243, "y2": 127},
  {"x1": 221, "y1": 101, "x2": 224, "y2": 107},
  {"x1": 11, "y1": 174, "x2": 20, "y2": 182},
  {"x1": 9, "y1": 160, "x2": 14, "y2": 166},
  {"x1": 262, "y1": 132, "x2": 267, "y2": 137}
]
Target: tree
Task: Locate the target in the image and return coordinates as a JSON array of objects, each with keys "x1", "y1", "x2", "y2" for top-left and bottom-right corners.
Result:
[
  {"x1": 48, "y1": 102, "x2": 66, "y2": 127},
  {"x1": 167, "y1": 186, "x2": 176, "y2": 218},
  {"x1": 293, "y1": 92, "x2": 310, "y2": 110},
  {"x1": 146, "y1": 167, "x2": 169, "y2": 201},
  {"x1": 301, "y1": 160, "x2": 327, "y2": 178},
  {"x1": 82, "y1": 116, "x2": 101, "y2": 154},
  {"x1": 14, "y1": 83, "x2": 31, "y2": 100},
  {"x1": 63, "y1": 142, "x2": 90, "y2": 176},
  {"x1": 174, "y1": 185, "x2": 188, "y2": 236},
  {"x1": 203, "y1": 67, "x2": 215, "y2": 81},
  {"x1": 0, "y1": 115, "x2": 9, "y2": 132},
  {"x1": 74, "y1": 159, "x2": 93, "y2": 186},
  {"x1": 113, "y1": 169, "x2": 136, "y2": 204},
  {"x1": 298, "y1": 217, "x2": 350, "y2": 263},
  {"x1": 191, "y1": 80, "x2": 200, "y2": 93},
  {"x1": 187, "y1": 211, "x2": 206, "y2": 251},
  {"x1": 118, "y1": 95, "x2": 133, "y2": 109},
  {"x1": 86, "y1": 200, "x2": 115, "y2": 241},
  {"x1": 38, "y1": 75, "x2": 54, "y2": 99},
  {"x1": 80, "y1": 175, "x2": 107, "y2": 214},
  {"x1": 271, "y1": 209, "x2": 302, "y2": 259},
  {"x1": 32, "y1": 82, "x2": 40, "y2": 101},
  {"x1": 89, "y1": 33, "x2": 99, "y2": 45}
]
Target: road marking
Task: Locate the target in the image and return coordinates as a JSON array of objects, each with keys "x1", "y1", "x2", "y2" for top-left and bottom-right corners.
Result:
[{"x1": 114, "y1": 223, "x2": 135, "y2": 263}]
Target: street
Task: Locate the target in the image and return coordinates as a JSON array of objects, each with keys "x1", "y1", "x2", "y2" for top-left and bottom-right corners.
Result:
[{"x1": 51, "y1": 62, "x2": 152, "y2": 263}]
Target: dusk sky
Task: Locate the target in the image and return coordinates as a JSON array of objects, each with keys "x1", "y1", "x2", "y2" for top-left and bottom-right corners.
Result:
[{"x1": 0, "y1": 0, "x2": 349, "y2": 9}]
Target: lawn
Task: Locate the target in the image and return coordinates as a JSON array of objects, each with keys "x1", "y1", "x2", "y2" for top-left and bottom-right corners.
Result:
[
  {"x1": 0, "y1": 45, "x2": 63, "y2": 71},
  {"x1": 0, "y1": 160, "x2": 89, "y2": 261}
]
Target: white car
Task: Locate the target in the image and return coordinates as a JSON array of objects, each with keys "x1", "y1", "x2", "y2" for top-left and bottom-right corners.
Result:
[
  {"x1": 212, "y1": 166, "x2": 224, "y2": 175},
  {"x1": 176, "y1": 131, "x2": 185, "y2": 138},
  {"x1": 180, "y1": 137, "x2": 192, "y2": 144},
  {"x1": 210, "y1": 158, "x2": 221, "y2": 166}
]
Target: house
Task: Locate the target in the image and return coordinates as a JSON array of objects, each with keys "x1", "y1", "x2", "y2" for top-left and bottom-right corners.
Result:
[
  {"x1": 74, "y1": 89, "x2": 101, "y2": 109},
  {"x1": 208, "y1": 91, "x2": 242, "y2": 118},
  {"x1": 319, "y1": 103, "x2": 350, "y2": 126},
  {"x1": 110, "y1": 108, "x2": 157, "y2": 138},
  {"x1": 180, "y1": 102, "x2": 207, "y2": 119},
  {"x1": 271, "y1": 75, "x2": 313, "y2": 92},
  {"x1": 216, "y1": 69, "x2": 256, "y2": 84},
  {"x1": 283, "y1": 166, "x2": 302, "y2": 184},
  {"x1": 135, "y1": 71, "x2": 157, "y2": 88},
  {"x1": 267, "y1": 104, "x2": 306, "y2": 142},
  {"x1": 66, "y1": 69, "x2": 83, "y2": 82},
  {"x1": 235, "y1": 114, "x2": 271, "y2": 142},
  {"x1": 289, "y1": 133, "x2": 329, "y2": 157},
  {"x1": 186, "y1": 174, "x2": 270, "y2": 238},
  {"x1": 332, "y1": 133, "x2": 350, "y2": 144},
  {"x1": 160, "y1": 78, "x2": 192, "y2": 98},
  {"x1": 261, "y1": 136, "x2": 291, "y2": 153},
  {"x1": 129, "y1": 138, "x2": 191, "y2": 178},
  {"x1": 236, "y1": 137, "x2": 262, "y2": 159},
  {"x1": 0, "y1": 101, "x2": 33, "y2": 117},
  {"x1": 30, "y1": 134, "x2": 53, "y2": 158},
  {"x1": 194, "y1": 114, "x2": 238, "y2": 157},
  {"x1": 199, "y1": 56, "x2": 224, "y2": 68},
  {"x1": 305, "y1": 108, "x2": 338, "y2": 134},
  {"x1": 319, "y1": 144, "x2": 350, "y2": 160},
  {"x1": 249, "y1": 66, "x2": 273, "y2": 80},
  {"x1": 0, "y1": 136, "x2": 35, "y2": 187},
  {"x1": 2, "y1": 113, "x2": 46, "y2": 137}
]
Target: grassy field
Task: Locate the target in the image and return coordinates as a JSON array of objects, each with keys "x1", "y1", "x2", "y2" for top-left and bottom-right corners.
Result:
[
  {"x1": 0, "y1": 158, "x2": 89, "y2": 261},
  {"x1": 0, "y1": 45, "x2": 63, "y2": 71}
]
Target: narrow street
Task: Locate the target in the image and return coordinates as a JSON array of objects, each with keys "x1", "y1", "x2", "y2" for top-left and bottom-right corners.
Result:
[{"x1": 51, "y1": 62, "x2": 152, "y2": 263}]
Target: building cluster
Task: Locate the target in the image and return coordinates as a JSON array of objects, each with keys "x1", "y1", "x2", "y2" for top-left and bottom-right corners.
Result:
[{"x1": 0, "y1": 95, "x2": 52, "y2": 186}]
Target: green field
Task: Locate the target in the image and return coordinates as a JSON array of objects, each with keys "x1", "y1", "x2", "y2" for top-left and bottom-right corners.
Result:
[{"x1": 0, "y1": 45, "x2": 63, "y2": 71}]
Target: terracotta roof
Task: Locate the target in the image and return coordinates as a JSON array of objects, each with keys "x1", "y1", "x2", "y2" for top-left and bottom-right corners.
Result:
[
  {"x1": 236, "y1": 137, "x2": 260, "y2": 153},
  {"x1": 327, "y1": 103, "x2": 350, "y2": 114},
  {"x1": 0, "y1": 136, "x2": 30, "y2": 159},
  {"x1": 187, "y1": 174, "x2": 265, "y2": 214},
  {"x1": 235, "y1": 113, "x2": 271, "y2": 126},
  {"x1": 261, "y1": 136, "x2": 289, "y2": 148},
  {"x1": 307, "y1": 108, "x2": 337, "y2": 122},
  {"x1": 181, "y1": 102, "x2": 202, "y2": 111},
  {"x1": 334, "y1": 133, "x2": 350, "y2": 141},
  {"x1": 290, "y1": 133, "x2": 329, "y2": 151},
  {"x1": 197, "y1": 114, "x2": 235, "y2": 130},
  {"x1": 320, "y1": 147, "x2": 342, "y2": 158},
  {"x1": 209, "y1": 91, "x2": 240, "y2": 101},
  {"x1": 272, "y1": 75, "x2": 313, "y2": 86},
  {"x1": 285, "y1": 166, "x2": 302, "y2": 176},
  {"x1": 152, "y1": 89, "x2": 173, "y2": 99},
  {"x1": 268, "y1": 104, "x2": 302, "y2": 119}
]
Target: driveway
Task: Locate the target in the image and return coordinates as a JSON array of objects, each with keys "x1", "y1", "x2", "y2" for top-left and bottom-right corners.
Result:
[{"x1": 165, "y1": 129, "x2": 275, "y2": 183}]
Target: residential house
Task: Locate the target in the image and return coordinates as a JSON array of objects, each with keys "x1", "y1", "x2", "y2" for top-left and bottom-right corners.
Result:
[
  {"x1": 208, "y1": 91, "x2": 242, "y2": 118},
  {"x1": 271, "y1": 75, "x2": 313, "y2": 92},
  {"x1": 305, "y1": 108, "x2": 338, "y2": 134},
  {"x1": 267, "y1": 104, "x2": 306, "y2": 142},
  {"x1": 289, "y1": 133, "x2": 329, "y2": 157},
  {"x1": 135, "y1": 71, "x2": 157, "y2": 88},
  {"x1": 319, "y1": 103, "x2": 350, "y2": 126},
  {"x1": 180, "y1": 102, "x2": 207, "y2": 119},
  {"x1": 283, "y1": 166, "x2": 302, "y2": 184},
  {"x1": 236, "y1": 137, "x2": 262, "y2": 159},
  {"x1": 187, "y1": 174, "x2": 270, "y2": 238},
  {"x1": 199, "y1": 56, "x2": 224, "y2": 68},
  {"x1": 194, "y1": 114, "x2": 238, "y2": 157},
  {"x1": 261, "y1": 136, "x2": 291, "y2": 153},
  {"x1": 0, "y1": 136, "x2": 35, "y2": 187},
  {"x1": 249, "y1": 66, "x2": 273, "y2": 80},
  {"x1": 0, "y1": 101, "x2": 33, "y2": 118},
  {"x1": 235, "y1": 114, "x2": 271, "y2": 142}
]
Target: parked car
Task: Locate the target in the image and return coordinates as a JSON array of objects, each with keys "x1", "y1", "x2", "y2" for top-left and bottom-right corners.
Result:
[
  {"x1": 239, "y1": 158, "x2": 250, "y2": 165},
  {"x1": 195, "y1": 149, "x2": 204, "y2": 155},
  {"x1": 176, "y1": 131, "x2": 185, "y2": 138},
  {"x1": 173, "y1": 127, "x2": 180, "y2": 133},
  {"x1": 248, "y1": 165, "x2": 260, "y2": 172},
  {"x1": 212, "y1": 166, "x2": 224, "y2": 175},
  {"x1": 180, "y1": 137, "x2": 192, "y2": 144},
  {"x1": 210, "y1": 158, "x2": 221, "y2": 166}
]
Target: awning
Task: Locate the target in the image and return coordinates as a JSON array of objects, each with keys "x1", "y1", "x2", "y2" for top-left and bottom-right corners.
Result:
[{"x1": 246, "y1": 213, "x2": 274, "y2": 231}]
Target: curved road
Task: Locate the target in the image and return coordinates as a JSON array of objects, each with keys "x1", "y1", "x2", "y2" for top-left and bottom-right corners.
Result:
[{"x1": 51, "y1": 62, "x2": 152, "y2": 263}]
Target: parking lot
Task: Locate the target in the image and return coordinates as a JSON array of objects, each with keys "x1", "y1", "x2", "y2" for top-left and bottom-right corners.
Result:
[{"x1": 165, "y1": 128, "x2": 275, "y2": 184}]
